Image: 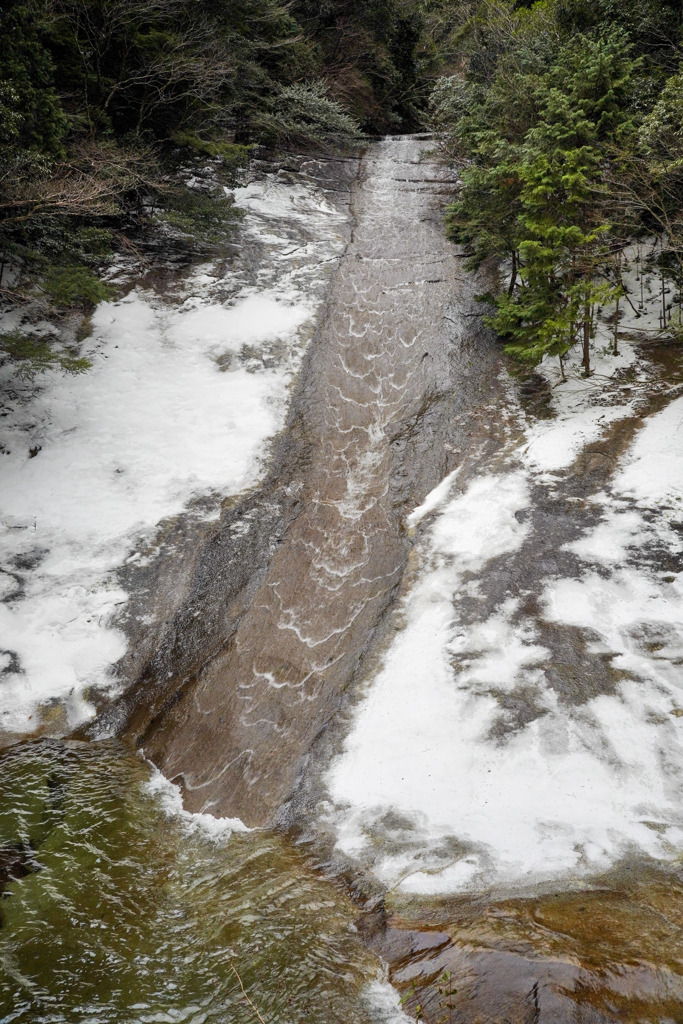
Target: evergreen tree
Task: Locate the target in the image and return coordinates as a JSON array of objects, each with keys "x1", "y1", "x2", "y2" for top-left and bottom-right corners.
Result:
[{"x1": 432, "y1": 1, "x2": 661, "y2": 376}]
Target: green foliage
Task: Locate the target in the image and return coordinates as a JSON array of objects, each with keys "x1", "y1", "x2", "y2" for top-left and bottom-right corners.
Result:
[
  {"x1": 640, "y1": 67, "x2": 683, "y2": 176},
  {"x1": 45, "y1": 0, "x2": 321, "y2": 143},
  {"x1": 432, "y1": 0, "x2": 683, "y2": 372},
  {"x1": 0, "y1": 329, "x2": 91, "y2": 380},
  {"x1": 39, "y1": 266, "x2": 114, "y2": 308},
  {"x1": 170, "y1": 134, "x2": 252, "y2": 174},
  {"x1": 446, "y1": 155, "x2": 523, "y2": 268},
  {"x1": 32, "y1": 224, "x2": 115, "y2": 267},
  {"x1": 254, "y1": 82, "x2": 362, "y2": 149},
  {"x1": 0, "y1": 0, "x2": 379, "y2": 298},
  {"x1": 156, "y1": 188, "x2": 242, "y2": 247},
  {"x1": 292, "y1": 0, "x2": 427, "y2": 131},
  {"x1": 0, "y1": 1, "x2": 66, "y2": 160},
  {"x1": 554, "y1": 0, "x2": 682, "y2": 49},
  {"x1": 72, "y1": 228, "x2": 116, "y2": 262}
]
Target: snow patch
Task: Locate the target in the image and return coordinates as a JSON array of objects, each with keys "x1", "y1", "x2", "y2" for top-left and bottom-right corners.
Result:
[
  {"x1": 566, "y1": 508, "x2": 646, "y2": 563},
  {"x1": 325, "y1": 331, "x2": 683, "y2": 894},
  {"x1": 430, "y1": 472, "x2": 529, "y2": 566},
  {"x1": 524, "y1": 402, "x2": 632, "y2": 474},
  {"x1": 0, "y1": 173, "x2": 347, "y2": 732},
  {"x1": 522, "y1": 340, "x2": 639, "y2": 476},
  {"x1": 614, "y1": 394, "x2": 683, "y2": 506}
]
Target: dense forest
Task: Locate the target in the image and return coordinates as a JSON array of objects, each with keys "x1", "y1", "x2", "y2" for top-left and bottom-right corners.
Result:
[
  {"x1": 2, "y1": 0, "x2": 683, "y2": 376},
  {"x1": 433, "y1": 0, "x2": 683, "y2": 374},
  {"x1": 0, "y1": 0, "x2": 426, "y2": 337}
]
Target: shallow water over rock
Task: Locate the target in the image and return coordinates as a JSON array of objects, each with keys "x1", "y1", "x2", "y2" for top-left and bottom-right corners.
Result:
[
  {"x1": 110, "y1": 136, "x2": 500, "y2": 827},
  {"x1": 4, "y1": 138, "x2": 683, "y2": 1022},
  {"x1": 371, "y1": 872, "x2": 683, "y2": 1023},
  {"x1": 3, "y1": 739, "x2": 680, "y2": 1023}
]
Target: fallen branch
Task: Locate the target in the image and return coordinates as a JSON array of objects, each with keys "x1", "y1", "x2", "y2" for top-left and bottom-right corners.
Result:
[{"x1": 231, "y1": 964, "x2": 267, "y2": 1024}]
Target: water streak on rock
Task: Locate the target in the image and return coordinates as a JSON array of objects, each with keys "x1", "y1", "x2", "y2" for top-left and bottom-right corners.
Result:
[{"x1": 118, "y1": 136, "x2": 499, "y2": 824}]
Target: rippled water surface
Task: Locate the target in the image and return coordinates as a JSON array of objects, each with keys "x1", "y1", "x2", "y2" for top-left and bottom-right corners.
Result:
[
  {"x1": 126, "y1": 135, "x2": 495, "y2": 827},
  {"x1": 0, "y1": 739, "x2": 388, "y2": 1023}
]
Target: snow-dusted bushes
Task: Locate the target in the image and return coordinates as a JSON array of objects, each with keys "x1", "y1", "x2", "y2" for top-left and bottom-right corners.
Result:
[{"x1": 255, "y1": 82, "x2": 362, "y2": 150}]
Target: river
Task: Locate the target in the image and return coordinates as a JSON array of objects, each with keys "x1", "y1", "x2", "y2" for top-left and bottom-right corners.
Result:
[{"x1": 1, "y1": 136, "x2": 682, "y2": 1022}]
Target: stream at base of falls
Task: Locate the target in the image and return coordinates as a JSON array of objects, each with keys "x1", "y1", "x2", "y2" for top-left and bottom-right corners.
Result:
[
  {"x1": 1, "y1": 136, "x2": 683, "y2": 1023},
  {"x1": 0, "y1": 739, "x2": 399, "y2": 1024},
  {"x1": 2, "y1": 738, "x2": 682, "y2": 1023}
]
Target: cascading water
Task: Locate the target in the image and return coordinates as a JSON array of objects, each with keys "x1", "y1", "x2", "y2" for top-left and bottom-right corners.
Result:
[
  {"x1": 117, "y1": 136, "x2": 500, "y2": 826},
  {"x1": 2, "y1": 136, "x2": 682, "y2": 1023}
]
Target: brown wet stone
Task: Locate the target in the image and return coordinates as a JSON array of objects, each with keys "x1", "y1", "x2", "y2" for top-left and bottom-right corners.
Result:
[
  {"x1": 0, "y1": 841, "x2": 40, "y2": 894},
  {"x1": 367, "y1": 926, "x2": 452, "y2": 964},
  {"x1": 73, "y1": 142, "x2": 683, "y2": 1021},
  {"x1": 99, "y1": 136, "x2": 503, "y2": 826},
  {"x1": 374, "y1": 871, "x2": 683, "y2": 1023}
]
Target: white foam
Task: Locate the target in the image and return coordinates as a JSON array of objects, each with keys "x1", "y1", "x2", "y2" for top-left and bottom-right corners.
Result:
[
  {"x1": 144, "y1": 767, "x2": 250, "y2": 841},
  {"x1": 363, "y1": 979, "x2": 414, "y2": 1024},
  {"x1": 406, "y1": 467, "x2": 460, "y2": 527}
]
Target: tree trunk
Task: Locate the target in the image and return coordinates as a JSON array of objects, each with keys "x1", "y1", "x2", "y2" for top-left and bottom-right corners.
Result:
[
  {"x1": 582, "y1": 298, "x2": 591, "y2": 376},
  {"x1": 507, "y1": 251, "x2": 517, "y2": 297},
  {"x1": 613, "y1": 295, "x2": 619, "y2": 356}
]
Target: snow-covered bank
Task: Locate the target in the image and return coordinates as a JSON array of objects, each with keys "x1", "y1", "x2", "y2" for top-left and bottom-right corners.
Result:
[
  {"x1": 326, "y1": 339, "x2": 683, "y2": 894},
  {"x1": 0, "y1": 173, "x2": 348, "y2": 734}
]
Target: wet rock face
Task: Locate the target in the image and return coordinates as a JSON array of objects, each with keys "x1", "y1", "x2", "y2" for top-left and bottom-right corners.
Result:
[
  {"x1": 106, "y1": 136, "x2": 502, "y2": 825},
  {"x1": 0, "y1": 842, "x2": 40, "y2": 893},
  {"x1": 368, "y1": 871, "x2": 683, "y2": 1023}
]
